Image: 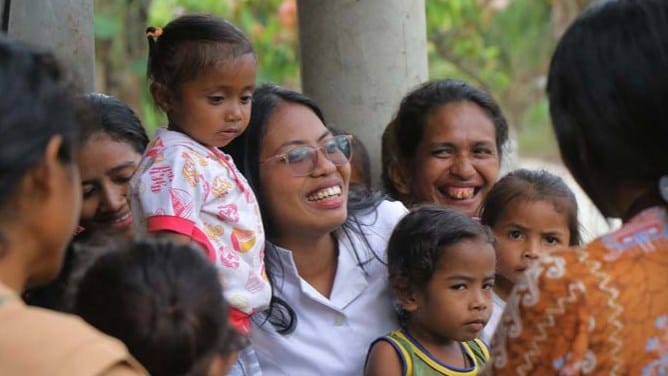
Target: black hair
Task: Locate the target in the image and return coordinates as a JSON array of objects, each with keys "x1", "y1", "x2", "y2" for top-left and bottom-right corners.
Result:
[
  {"x1": 480, "y1": 168, "x2": 582, "y2": 246},
  {"x1": 0, "y1": 35, "x2": 80, "y2": 251},
  {"x1": 380, "y1": 118, "x2": 399, "y2": 200},
  {"x1": 547, "y1": 0, "x2": 668, "y2": 215},
  {"x1": 80, "y1": 93, "x2": 149, "y2": 154},
  {"x1": 330, "y1": 126, "x2": 372, "y2": 195},
  {"x1": 387, "y1": 205, "x2": 493, "y2": 326},
  {"x1": 382, "y1": 79, "x2": 509, "y2": 201},
  {"x1": 224, "y1": 83, "x2": 385, "y2": 334},
  {"x1": 146, "y1": 14, "x2": 255, "y2": 101},
  {"x1": 73, "y1": 239, "x2": 245, "y2": 376}
]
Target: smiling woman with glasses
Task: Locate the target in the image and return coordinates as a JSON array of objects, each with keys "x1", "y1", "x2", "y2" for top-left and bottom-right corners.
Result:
[{"x1": 225, "y1": 83, "x2": 408, "y2": 376}]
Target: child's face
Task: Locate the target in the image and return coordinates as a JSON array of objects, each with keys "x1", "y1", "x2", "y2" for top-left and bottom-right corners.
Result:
[
  {"x1": 493, "y1": 199, "x2": 570, "y2": 285},
  {"x1": 407, "y1": 237, "x2": 495, "y2": 343},
  {"x1": 167, "y1": 53, "x2": 256, "y2": 148}
]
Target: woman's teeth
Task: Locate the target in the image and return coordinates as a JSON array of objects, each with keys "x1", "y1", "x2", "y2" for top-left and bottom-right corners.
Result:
[
  {"x1": 445, "y1": 187, "x2": 475, "y2": 200},
  {"x1": 112, "y1": 212, "x2": 131, "y2": 223},
  {"x1": 307, "y1": 185, "x2": 342, "y2": 202}
]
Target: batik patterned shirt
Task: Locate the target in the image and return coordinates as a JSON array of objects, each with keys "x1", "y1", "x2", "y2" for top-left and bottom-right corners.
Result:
[{"x1": 492, "y1": 205, "x2": 668, "y2": 375}]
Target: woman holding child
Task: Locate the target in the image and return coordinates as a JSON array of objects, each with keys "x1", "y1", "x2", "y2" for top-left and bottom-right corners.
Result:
[{"x1": 227, "y1": 84, "x2": 407, "y2": 375}]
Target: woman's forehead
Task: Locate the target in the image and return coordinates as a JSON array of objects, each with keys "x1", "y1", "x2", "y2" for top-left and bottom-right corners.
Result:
[{"x1": 263, "y1": 103, "x2": 329, "y2": 146}]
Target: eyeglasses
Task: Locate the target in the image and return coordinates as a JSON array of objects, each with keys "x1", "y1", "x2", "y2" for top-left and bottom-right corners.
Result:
[{"x1": 261, "y1": 135, "x2": 353, "y2": 177}]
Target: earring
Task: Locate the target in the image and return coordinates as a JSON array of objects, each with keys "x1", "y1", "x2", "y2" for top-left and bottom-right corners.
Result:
[{"x1": 659, "y1": 176, "x2": 668, "y2": 203}]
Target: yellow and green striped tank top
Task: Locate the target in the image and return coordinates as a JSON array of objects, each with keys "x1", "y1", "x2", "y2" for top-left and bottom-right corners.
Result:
[{"x1": 370, "y1": 329, "x2": 490, "y2": 375}]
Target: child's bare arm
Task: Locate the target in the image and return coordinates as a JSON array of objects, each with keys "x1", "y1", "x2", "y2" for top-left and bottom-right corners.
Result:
[
  {"x1": 364, "y1": 340, "x2": 403, "y2": 376},
  {"x1": 153, "y1": 231, "x2": 193, "y2": 245}
]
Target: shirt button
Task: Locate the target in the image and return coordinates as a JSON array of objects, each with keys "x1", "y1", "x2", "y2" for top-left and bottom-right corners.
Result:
[{"x1": 334, "y1": 314, "x2": 346, "y2": 326}]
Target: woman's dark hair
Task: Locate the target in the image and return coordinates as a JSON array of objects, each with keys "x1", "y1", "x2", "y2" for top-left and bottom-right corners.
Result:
[
  {"x1": 380, "y1": 119, "x2": 399, "y2": 200},
  {"x1": 225, "y1": 83, "x2": 385, "y2": 334},
  {"x1": 382, "y1": 79, "x2": 509, "y2": 200},
  {"x1": 330, "y1": 126, "x2": 372, "y2": 194},
  {"x1": 480, "y1": 169, "x2": 582, "y2": 246},
  {"x1": 80, "y1": 93, "x2": 149, "y2": 154},
  {"x1": 73, "y1": 239, "x2": 245, "y2": 376},
  {"x1": 547, "y1": 0, "x2": 668, "y2": 215},
  {"x1": 146, "y1": 14, "x2": 255, "y2": 100},
  {"x1": 0, "y1": 35, "x2": 80, "y2": 239},
  {"x1": 387, "y1": 205, "x2": 493, "y2": 326}
]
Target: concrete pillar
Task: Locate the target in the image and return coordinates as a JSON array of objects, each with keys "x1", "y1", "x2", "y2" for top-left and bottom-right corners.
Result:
[
  {"x1": 6, "y1": 0, "x2": 95, "y2": 92},
  {"x1": 297, "y1": 0, "x2": 428, "y2": 186}
]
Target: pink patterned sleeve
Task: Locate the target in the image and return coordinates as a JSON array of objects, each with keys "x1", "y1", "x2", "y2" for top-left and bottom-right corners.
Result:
[{"x1": 135, "y1": 147, "x2": 207, "y2": 239}]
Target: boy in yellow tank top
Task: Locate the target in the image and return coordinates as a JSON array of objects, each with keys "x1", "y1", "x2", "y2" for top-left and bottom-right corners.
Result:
[{"x1": 365, "y1": 206, "x2": 494, "y2": 375}]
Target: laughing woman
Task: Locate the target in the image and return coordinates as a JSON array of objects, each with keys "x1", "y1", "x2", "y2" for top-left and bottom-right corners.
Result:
[
  {"x1": 226, "y1": 84, "x2": 407, "y2": 375},
  {"x1": 381, "y1": 79, "x2": 509, "y2": 218},
  {"x1": 76, "y1": 93, "x2": 149, "y2": 239},
  {"x1": 25, "y1": 93, "x2": 149, "y2": 310}
]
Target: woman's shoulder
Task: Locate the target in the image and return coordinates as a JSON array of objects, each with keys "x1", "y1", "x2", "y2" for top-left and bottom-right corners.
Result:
[
  {"x1": 0, "y1": 302, "x2": 145, "y2": 375},
  {"x1": 378, "y1": 199, "x2": 409, "y2": 215},
  {"x1": 352, "y1": 198, "x2": 408, "y2": 229}
]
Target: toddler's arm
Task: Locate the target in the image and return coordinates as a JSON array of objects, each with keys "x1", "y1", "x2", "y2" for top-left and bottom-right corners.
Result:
[{"x1": 153, "y1": 231, "x2": 202, "y2": 249}]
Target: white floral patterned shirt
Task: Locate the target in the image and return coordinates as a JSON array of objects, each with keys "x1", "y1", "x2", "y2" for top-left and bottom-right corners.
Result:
[{"x1": 130, "y1": 128, "x2": 271, "y2": 326}]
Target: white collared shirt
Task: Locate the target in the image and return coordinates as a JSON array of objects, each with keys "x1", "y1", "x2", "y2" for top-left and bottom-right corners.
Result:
[{"x1": 250, "y1": 200, "x2": 407, "y2": 376}]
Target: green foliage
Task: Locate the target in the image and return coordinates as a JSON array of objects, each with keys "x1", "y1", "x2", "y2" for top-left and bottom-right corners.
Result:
[
  {"x1": 139, "y1": 0, "x2": 299, "y2": 130},
  {"x1": 94, "y1": 14, "x2": 120, "y2": 39},
  {"x1": 517, "y1": 98, "x2": 559, "y2": 160},
  {"x1": 147, "y1": 0, "x2": 298, "y2": 88},
  {"x1": 95, "y1": 0, "x2": 559, "y2": 158},
  {"x1": 426, "y1": 0, "x2": 556, "y2": 158}
]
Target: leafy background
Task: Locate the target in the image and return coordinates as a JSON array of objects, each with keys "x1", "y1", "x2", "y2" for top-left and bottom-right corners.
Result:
[{"x1": 93, "y1": 0, "x2": 592, "y2": 161}]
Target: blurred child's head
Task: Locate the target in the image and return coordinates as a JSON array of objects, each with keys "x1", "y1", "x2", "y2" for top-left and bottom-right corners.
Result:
[
  {"x1": 73, "y1": 239, "x2": 245, "y2": 376},
  {"x1": 387, "y1": 206, "x2": 495, "y2": 342},
  {"x1": 480, "y1": 169, "x2": 580, "y2": 291},
  {"x1": 146, "y1": 14, "x2": 256, "y2": 148}
]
